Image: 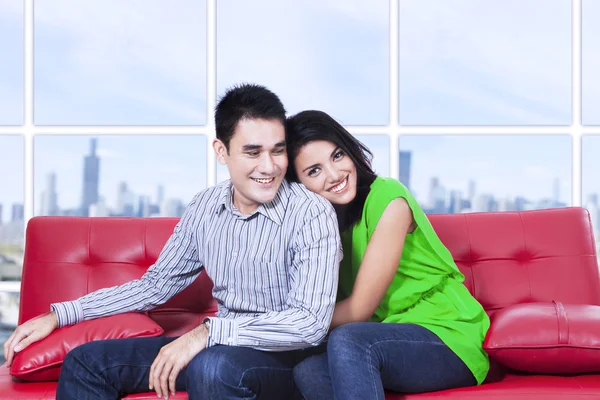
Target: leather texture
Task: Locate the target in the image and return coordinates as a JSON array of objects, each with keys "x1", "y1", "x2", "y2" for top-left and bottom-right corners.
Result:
[
  {"x1": 9, "y1": 313, "x2": 164, "y2": 381},
  {"x1": 484, "y1": 302, "x2": 600, "y2": 374},
  {"x1": 1, "y1": 207, "x2": 599, "y2": 399}
]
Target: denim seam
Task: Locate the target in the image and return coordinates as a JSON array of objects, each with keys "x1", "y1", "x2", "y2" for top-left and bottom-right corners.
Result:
[{"x1": 365, "y1": 338, "x2": 446, "y2": 397}]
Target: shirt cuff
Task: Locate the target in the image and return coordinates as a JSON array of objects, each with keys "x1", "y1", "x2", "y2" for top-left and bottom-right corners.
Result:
[
  {"x1": 50, "y1": 300, "x2": 84, "y2": 327},
  {"x1": 205, "y1": 317, "x2": 238, "y2": 347}
]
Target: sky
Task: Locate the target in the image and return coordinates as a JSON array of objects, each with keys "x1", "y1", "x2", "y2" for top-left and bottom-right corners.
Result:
[
  {"x1": 0, "y1": 0, "x2": 599, "y2": 225},
  {"x1": 583, "y1": 135, "x2": 600, "y2": 205},
  {"x1": 0, "y1": 0, "x2": 23, "y2": 125},
  {"x1": 33, "y1": 0, "x2": 207, "y2": 125},
  {"x1": 583, "y1": 0, "x2": 600, "y2": 125},
  {"x1": 0, "y1": 136, "x2": 23, "y2": 223},
  {"x1": 400, "y1": 0, "x2": 572, "y2": 125}
]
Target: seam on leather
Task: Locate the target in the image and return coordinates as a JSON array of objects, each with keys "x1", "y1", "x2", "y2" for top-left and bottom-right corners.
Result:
[
  {"x1": 553, "y1": 300, "x2": 569, "y2": 345},
  {"x1": 518, "y1": 212, "x2": 533, "y2": 303},
  {"x1": 463, "y1": 214, "x2": 476, "y2": 297},
  {"x1": 87, "y1": 219, "x2": 92, "y2": 294},
  {"x1": 143, "y1": 218, "x2": 148, "y2": 265}
]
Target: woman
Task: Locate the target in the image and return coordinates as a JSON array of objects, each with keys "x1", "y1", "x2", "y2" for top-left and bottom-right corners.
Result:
[{"x1": 285, "y1": 110, "x2": 490, "y2": 400}]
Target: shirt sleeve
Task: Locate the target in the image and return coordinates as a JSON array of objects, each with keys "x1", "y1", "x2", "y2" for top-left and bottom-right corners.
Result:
[
  {"x1": 205, "y1": 203, "x2": 341, "y2": 351},
  {"x1": 50, "y1": 193, "x2": 205, "y2": 327}
]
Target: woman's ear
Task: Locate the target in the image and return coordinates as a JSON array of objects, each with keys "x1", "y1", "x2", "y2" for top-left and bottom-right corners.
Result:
[{"x1": 213, "y1": 139, "x2": 227, "y2": 165}]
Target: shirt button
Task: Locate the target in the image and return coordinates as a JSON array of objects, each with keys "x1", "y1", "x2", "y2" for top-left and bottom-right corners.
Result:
[
  {"x1": 227, "y1": 338, "x2": 234, "y2": 344},
  {"x1": 254, "y1": 341, "x2": 260, "y2": 346}
]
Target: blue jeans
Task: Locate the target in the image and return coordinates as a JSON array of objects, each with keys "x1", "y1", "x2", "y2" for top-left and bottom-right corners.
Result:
[
  {"x1": 293, "y1": 323, "x2": 477, "y2": 400},
  {"x1": 56, "y1": 336, "x2": 317, "y2": 400}
]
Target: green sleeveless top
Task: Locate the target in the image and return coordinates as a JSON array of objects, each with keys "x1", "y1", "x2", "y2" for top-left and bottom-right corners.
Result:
[{"x1": 339, "y1": 177, "x2": 490, "y2": 385}]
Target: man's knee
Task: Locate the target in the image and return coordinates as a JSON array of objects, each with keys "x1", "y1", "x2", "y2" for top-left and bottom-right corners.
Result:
[
  {"x1": 327, "y1": 323, "x2": 365, "y2": 353},
  {"x1": 186, "y1": 347, "x2": 240, "y2": 391},
  {"x1": 62, "y1": 341, "x2": 101, "y2": 372}
]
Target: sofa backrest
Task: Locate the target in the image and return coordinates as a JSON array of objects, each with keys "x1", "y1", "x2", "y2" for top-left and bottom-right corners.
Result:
[
  {"x1": 19, "y1": 207, "x2": 600, "y2": 335},
  {"x1": 428, "y1": 207, "x2": 600, "y2": 314},
  {"x1": 19, "y1": 217, "x2": 216, "y2": 337}
]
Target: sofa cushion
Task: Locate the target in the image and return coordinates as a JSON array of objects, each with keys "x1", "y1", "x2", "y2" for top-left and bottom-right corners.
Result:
[
  {"x1": 484, "y1": 302, "x2": 600, "y2": 374},
  {"x1": 9, "y1": 313, "x2": 164, "y2": 381}
]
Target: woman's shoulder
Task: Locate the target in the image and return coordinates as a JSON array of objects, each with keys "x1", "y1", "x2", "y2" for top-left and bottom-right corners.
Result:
[{"x1": 368, "y1": 176, "x2": 411, "y2": 203}]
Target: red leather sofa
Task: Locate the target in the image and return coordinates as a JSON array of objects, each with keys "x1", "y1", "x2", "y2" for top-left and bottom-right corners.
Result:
[{"x1": 1, "y1": 206, "x2": 599, "y2": 399}]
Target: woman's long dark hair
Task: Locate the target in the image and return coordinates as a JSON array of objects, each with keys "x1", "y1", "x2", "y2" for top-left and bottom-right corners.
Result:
[{"x1": 286, "y1": 110, "x2": 377, "y2": 232}]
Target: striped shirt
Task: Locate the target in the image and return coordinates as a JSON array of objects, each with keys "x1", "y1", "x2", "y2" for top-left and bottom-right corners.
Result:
[{"x1": 51, "y1": 179, "x2": 342, "y2": 351}]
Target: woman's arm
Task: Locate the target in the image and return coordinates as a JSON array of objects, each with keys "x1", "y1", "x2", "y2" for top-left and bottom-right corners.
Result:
[{"x1": 330, "y1": 197, "x2": 414, "y2": 329}]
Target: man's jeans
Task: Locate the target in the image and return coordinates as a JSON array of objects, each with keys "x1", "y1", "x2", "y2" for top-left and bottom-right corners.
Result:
[
  {"x1": 293, "y1": 322, "x2": 477, "y2": 400},
  {"x1": 56, "y1": 336, "x2": 317, "y2": 400}
]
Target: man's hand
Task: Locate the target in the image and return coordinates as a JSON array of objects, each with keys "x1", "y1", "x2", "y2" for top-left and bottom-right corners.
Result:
[
  {"x1": 3, "y1": 311, "x2": 59, "y2": 367},
  {"x1": 149, "y1": 323, "x2": 208, "y2": 399}
]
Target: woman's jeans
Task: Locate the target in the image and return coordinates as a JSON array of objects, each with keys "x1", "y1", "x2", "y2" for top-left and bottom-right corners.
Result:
[
  {"x1": 293, "y1": 322, "x2": 477, "y2": 400},
  {"x1": 56, "y1": 336, "x2": 317, "y2": 400}
]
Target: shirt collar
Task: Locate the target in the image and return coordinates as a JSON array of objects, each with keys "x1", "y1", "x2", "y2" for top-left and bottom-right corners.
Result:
[{"x1": 215, "y1": 180, "x2": 289, "y2": 226}]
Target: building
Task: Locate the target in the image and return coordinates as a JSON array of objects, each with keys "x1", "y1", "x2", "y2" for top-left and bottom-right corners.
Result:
[
  {"x1": 80, "y1": 138, "x2": 100, "y2": 217},
  {"x1": 11, "y1": 204, "x2": 24, "y2": 222},
  {"x1": 40, "y1": 172, "x2": 59, "y2": 216},
  {"x1": 399, "y1": 151, "x2": 411, "y2": 190}
]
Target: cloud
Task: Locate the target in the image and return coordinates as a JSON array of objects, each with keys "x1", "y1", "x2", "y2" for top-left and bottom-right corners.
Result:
[
  {"x1": 34, "y1": 0, "x2": 207, "y2": 124},
  {"x1": 400, "y1": 0, "x2": 571, "y2": 124},
  {"x1": 216, "y1": 0, "x2": 389, "y2": 125}
]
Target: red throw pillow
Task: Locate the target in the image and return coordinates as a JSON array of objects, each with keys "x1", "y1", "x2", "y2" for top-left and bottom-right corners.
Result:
[
  {"x1": 10, "y1": 313, "x2": 164, "y2": 381},
  {"x1": 484, "y1": 301, "x2": 600, "y2": 374}
]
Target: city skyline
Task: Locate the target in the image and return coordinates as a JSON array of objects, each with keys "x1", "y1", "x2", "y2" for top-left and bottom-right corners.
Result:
[
  {"x1": 4, "y1": 134, "x2": 600, "y2": 223},
  {"x1": 33, "y1": 136, "x2": 207, "y2": 215}
]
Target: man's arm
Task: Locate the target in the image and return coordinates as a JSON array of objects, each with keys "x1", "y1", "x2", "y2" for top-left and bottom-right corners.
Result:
[
  {"x1": 51, "y1": 193, "x2": 205, "y2": 327},
  {"x1": 206, "y1": 204, "x2": 341, "y2": 351}
]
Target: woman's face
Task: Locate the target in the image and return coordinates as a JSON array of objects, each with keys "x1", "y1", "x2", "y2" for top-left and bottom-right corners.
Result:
[{"x1": 293, "y1": 140, "x2": 357, "y2": 205}]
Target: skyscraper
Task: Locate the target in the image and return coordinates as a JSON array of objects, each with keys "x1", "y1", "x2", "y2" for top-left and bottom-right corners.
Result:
[
  {"x1": 80, "y1": 138, "x2": 100, "y2": 217},
  {"x1": 399, "y1": 151, "x2": 412, "y2": 190},
  {"x1": 41, "y1": 172, "x2": 59, "y2": 216},
  {"x1": 552, "y1": 177, "x2": 560, "y2": 206},
  {"x1": 11, "y1": 203, "x2": 24, "y2": 222}
]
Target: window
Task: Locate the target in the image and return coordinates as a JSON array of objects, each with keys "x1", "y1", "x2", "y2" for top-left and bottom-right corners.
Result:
[
  {"x1": 34, "y1": 0, "x2": 207, "y2": 125},
  {"x1": 0, "y1": 0, "x2": 24, "y2": 125},
  {"x1": 583, "y1": 135, "x2": 600, "y2": 254},
  {"x1": 0, "y1": 136, "x2": 23, "y2": 353},
  {"x1": 0, "y1": 0, "x2": 593, "y2": 359},
  {"x1": 583, "y1": 0, "x2": 600, "y2": 125},
  {"x1": 399, "y1": 135, "x2": 571, "y2": 213},
  {"x1": 399, "y1": 0, "x2": 571, "y2": 125},
  {"x1": 34, "y1": 136, "x2": 207, "y2": 217}
]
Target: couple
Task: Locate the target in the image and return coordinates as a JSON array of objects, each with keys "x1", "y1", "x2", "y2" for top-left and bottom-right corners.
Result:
[{"x1": 3, "y1": 84, "x2": 489, "y2": 400}]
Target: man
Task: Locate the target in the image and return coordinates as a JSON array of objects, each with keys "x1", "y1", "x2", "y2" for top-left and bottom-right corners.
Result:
[{"x1": 3, "y1": 84, "x2": 341, "y2": 399}]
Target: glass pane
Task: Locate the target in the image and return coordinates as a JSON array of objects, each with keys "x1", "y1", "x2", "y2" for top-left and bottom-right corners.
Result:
[
  {"x1": 398, "y1": 135, "x2": 571, "y2": 213},
  {"x1": 356, "y1": 135, "x2": 389, "y2": 177},
  {"x1": 583, "y1": 135, "x2": 600, "y2": 257},
  {"x1": 399, "y1": 0, "x2": 571, "y2": 125},
  {"x1": 217, "y1": 0, "x2": 389, "y2": 125},
  {"x1": 34, "y1": 135, "x2": 207, "y2": 217},
  {"x1": 583, "y1": 0, "x2": 600, "y2": 125},
  {"x1": 216, "y1": 134, "x2": 390, "y2": 183},
  {"x1": 0, "y1": 0, "x2": 24, "y2": 125},
  {"x1": 0, "y1": 135, "x2": 24, "y2": 359},
  {"x1": 34, "y1": 1, "x2": 207, "y2": 125}
]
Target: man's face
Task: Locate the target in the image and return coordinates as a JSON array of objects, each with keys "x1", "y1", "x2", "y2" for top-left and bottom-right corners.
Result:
[{"x1": 214, "y1": 118, "x2": 288, "y2": 215}]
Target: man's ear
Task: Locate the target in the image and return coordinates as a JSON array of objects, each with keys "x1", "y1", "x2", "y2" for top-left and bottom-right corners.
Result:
[{"x1": 213, "y1": 139, "x2": 228, "y2": 165}]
